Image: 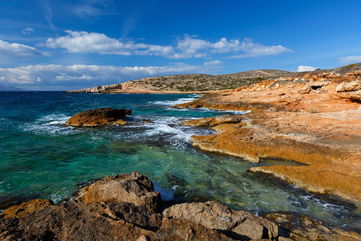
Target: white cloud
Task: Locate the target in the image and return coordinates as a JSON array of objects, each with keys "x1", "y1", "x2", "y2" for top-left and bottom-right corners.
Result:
[
  {"x1": 45, "y1": 31, "x2": 291, "y2": 59},
  {"x1": 22, "y1": 27, "x2": 34, "y2": 35},
  {"x1": 339, "y1": 56, "x2": 361, "y2": 65},
  {"x1": 45, "y1": 30, "x2": 173, "y2": 57},
  {"x1": 0, "y1": 40, "x2": 45, "y2": 57},
  {"x1": 204, "y1": 60, "x2": 222, "y2": 65},
  {"x1": 0, "y1": 63, "x2": 220, "y2": 89},
  {"x1": 297, "y1": 65, "x2": 318, "y2": 72}
]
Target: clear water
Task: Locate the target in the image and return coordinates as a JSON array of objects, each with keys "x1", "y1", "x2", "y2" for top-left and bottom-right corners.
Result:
[{"x1": 0, "y1": 91, "x2": 360, "y2": 232}]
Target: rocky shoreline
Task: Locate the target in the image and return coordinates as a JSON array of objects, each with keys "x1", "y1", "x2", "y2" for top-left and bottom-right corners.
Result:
[
  {"x1": 3, "y1": 70, "x2": 361, "y2": 240},
  {"x1": 1, "y1": 172, "x2": 360, "y2": 241},
  {"x1": 175, "y1": 71, "x2": 361, "y2": 205}
]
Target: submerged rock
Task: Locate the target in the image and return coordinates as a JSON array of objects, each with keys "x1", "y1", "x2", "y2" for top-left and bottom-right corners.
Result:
[{"x1": 65, "y1": 108, "x2": 131, "y2": 127}]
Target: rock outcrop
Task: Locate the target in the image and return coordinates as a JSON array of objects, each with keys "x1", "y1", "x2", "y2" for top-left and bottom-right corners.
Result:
[
  {"x1": 266, "y1": 213, "x2": 361, "y2": 241},
  {"x1": 177, "y1": 71, "x2": 361, "y2": 203},
  {"x1": 163, "y1": 201, "x2": 278, "y2": 240},
  {"x1": 76, "y1": 172, "x2": 161, "y2": 213},
  {"x1": 65, "y1": 108, "x2": 131, "y2": 127},
  {"x1": 1, "y1": 172, "x2": 360, "y2": 240}
]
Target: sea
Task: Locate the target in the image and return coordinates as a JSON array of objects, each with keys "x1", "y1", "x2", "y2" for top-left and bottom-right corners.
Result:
[{"x1": 0, "y1": 91, "x2": 360, "y2": 232}]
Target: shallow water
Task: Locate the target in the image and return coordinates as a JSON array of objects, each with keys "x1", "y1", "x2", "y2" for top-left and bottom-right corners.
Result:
[{"x1": 0, "y1": 91, "x2": 360, "y2": 232}]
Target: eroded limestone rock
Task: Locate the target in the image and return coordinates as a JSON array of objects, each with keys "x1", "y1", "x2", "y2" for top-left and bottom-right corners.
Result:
[
  {"x1": 76, "y1": 172, "x2": 161, "y2": 213},
  {"x1": 163, "y1": 201, "x2": 278, "y2": 240}
]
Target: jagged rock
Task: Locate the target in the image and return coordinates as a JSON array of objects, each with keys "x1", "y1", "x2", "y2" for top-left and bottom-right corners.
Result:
[
  {"x1": 76, "y1": 172, "x2": 161, "y2": 213},
  {"x1": 65, "y1": 108, "x2": 131, "y2": 127},
  {"x1": 1, "y1": 199, "x2": 52, "y2": 219},
  {"x1": 0, "y1": 202, "x2": 155, "y2": 241},
  {"x1": 156, "y1": 217, "x2": 233, "y2": 241},
  {"x1": 266, "y1": 213, "x2": 361, "y2": 241},
  {"x1": 163, "y1": 201, "x2": 278, "y2": 240},
  {"x1": 336, "y1": 80, "x2": 361, "y2": 92}
]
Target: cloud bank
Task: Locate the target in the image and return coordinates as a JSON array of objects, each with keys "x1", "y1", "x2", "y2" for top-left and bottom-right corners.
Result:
[
  {"x1": 0, "y1": 62, "x2": 221, "y2": 89},
  {"x1": 45, "y1": 31, "x2": 292, "y2": 59},
  {"x1": 0, "y1": 40, "x2": 44, "y2": 57}
]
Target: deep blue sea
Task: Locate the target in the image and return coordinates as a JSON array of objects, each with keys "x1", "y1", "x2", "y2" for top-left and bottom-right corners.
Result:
[{"x1": 0, "y1": 91, "x2": 360, "y2": 232}]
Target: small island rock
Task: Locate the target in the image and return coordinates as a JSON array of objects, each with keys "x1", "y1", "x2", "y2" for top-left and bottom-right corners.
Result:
[{"x1": 65, "y1": 108, "x2": 131, "y2": 127}]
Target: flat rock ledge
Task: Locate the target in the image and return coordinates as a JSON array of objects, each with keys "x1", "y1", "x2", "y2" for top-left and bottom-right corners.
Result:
[
  {"x1": 1, "y1": 172, "x2": 360, "y2": 241},
  {"x1": 65, "y1": 108, "x2": 132, "y2": 127}
]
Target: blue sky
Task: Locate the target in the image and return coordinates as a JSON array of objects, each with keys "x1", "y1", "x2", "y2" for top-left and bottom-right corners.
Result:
[{"x1": 0, "y1": 0, "x2": 361, "y2": 90}]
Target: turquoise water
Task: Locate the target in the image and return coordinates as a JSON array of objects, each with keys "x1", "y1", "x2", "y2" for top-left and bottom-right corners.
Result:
[{"x1": 0, "y1": 91, "x2": 360, "y2": 232}]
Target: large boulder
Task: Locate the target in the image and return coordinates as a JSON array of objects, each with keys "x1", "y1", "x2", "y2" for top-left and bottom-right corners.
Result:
[
  {"x1": 65, "y1": 108, "x2": 132, "y2": 127},
  {"x1": 163, "y1": 201, "x2": 278, "y2": 240},
  {"x1": 76, "y1": 172, "x2": 161, "y2": 213}
]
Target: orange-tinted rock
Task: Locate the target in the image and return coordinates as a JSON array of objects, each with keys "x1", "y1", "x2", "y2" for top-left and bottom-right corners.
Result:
[
  {"x1": 76, "y1": 172, "x2": 161, "y2": 213},
  {"x1": 163, "y1": 201, "x2": 278, "y2": 240},
  {"x1": 178, "y1": 71, "x2": 361, "y2": 203},
  {"x1": 65, "y1": 108, "x2": 131, "y2": 127},
  {"x1": 266, "y1": 213, "x2": 361, "y2": 241},
  {"x1": 2, "y1": 199, "x2": 52, "y2": 218},
  {"x1": 181, "y1": 115, "x2": 243, "y2": 127}
]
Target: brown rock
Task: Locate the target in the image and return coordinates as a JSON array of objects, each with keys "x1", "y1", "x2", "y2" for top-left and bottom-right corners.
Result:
[
  {"x1": 2, "y1": 199, "x2": 52, "y2": 218},
  {"x1": 76, "y1": 172, "x2": 161, "y2": 213},
  {"x1": 163, "y1": 201, "x2": 278, "y2": 240},
  {"x1": 0, "y1": 202, "x2": 155, "y2": 241},
  {"x1": 266, "y1": 213, "x2": 361, "y2": 241},
  {"x1": 65, "y1": 108, "x2": 131, "y2": 127},
  {"x1": 156, "y1": 217, "x2": 233, "y2": 241}
]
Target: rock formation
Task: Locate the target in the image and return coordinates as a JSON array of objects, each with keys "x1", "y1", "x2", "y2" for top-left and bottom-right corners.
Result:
[
  {"x1": 2, "y1": 172, "x2": 357, "y2": 240},
  {"x1": 65, "y1": 108, "x2": 131, "y2": 127},
  {"x1": 176, "y1": 70, "x2": 361, "y2": 203}
]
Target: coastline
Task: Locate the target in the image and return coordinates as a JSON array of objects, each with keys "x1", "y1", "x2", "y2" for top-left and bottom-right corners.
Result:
[
  {"x1": 175, "y1": 72, "x2": 361, "y2": 205},
  {"x1": 1, "y1": 90, "x2": 361, "y2": 240}
]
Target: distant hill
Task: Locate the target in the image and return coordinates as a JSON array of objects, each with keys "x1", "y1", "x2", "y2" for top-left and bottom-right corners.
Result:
[
  {"x1": 68, "y1": 69, "x2": 293, "y2": 93},
  {"x1": 67, "y1": 63, "x2": 361, "y2": 93}
]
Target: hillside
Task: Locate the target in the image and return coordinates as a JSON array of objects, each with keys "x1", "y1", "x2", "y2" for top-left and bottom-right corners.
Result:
[
  {"x1": 67, "y1": 63, "x2": 361, "y2": 93},
  {"x1": 67, "y1": 69, "x2": 293, "y2": 93}
]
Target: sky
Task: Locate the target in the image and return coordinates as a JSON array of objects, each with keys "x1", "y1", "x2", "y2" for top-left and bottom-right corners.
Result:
[{"x1": 0, "y1": 0, "x2": 361, "y2": 90}]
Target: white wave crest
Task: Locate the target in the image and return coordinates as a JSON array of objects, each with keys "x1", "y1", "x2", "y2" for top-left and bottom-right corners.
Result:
[
  {"x1": 150, "y1": 97, "x2": 197, "y2": 106},
  {"x1": 21, "y1": 114, "x2": 74, "y2": 135}
]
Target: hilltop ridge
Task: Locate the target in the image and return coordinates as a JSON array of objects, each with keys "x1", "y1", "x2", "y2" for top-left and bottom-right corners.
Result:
[{"x1": 67, "y1": 63, "x2": 361, "y2": 93}]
